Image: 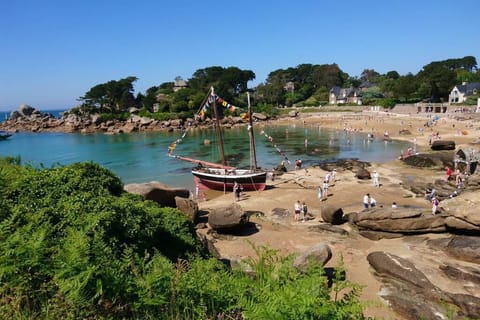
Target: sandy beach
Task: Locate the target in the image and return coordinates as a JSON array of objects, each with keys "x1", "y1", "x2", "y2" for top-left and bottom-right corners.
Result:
[{"x1": 196, "y1": 110, "x2": 480, "y2": 319}]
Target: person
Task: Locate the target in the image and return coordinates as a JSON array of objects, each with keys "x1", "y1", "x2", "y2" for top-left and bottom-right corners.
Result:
[
  {"x1": 431, "y1": 197, "x2": 439, "y2": 215},
  {"x1": 370, "y1": 197, "x2": 377, "y2": 207},
  {"x1": 317, "y1": 185, "x2": 323, "y2": 201},
  {"x1": 294, "y1": 200, "x2": 301, "y2": 221},
  {"x1": 322, "y1": 180, "x2": 329, "y2": 199},
  {"x1": 373, "y1": 170, "x2": 379, "y2": 187},
  {"x1": 445, "y1": 166, "x2": 452, "y2": 181},
  {"x1": 325, "y1": 171, "x2": 331, "y2": 184},
  {"x1": 426, "y1": 188, "x2": 437, "y2": 201},
  {"x1": 331, "y1": 168, "x2": 337, "y2": 182},
  {"x1": 363, "y1": 193, "x2": 370, "y2": 209},
  {"x1": 295, "y1": 159, "x2": 302, "y2": 170},
  {"x1": 391, "y1": 202, "x2": 398, "y2": 208},
  {"x1": 233, "y1": 181, "x2": 242, "y2": 201},
  {"x1": 301, "y1": 201, "x2": 308, "y2": 222}
]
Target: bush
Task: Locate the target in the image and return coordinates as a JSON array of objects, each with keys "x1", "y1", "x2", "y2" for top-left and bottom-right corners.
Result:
[{"x1": 0, "y1": 159, "x2": 366, "y2": 319}]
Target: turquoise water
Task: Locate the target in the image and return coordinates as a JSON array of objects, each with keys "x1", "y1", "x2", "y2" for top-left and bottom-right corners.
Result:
[{"x1": 0, "y1": 124, "x2": 410, "y2": 190}]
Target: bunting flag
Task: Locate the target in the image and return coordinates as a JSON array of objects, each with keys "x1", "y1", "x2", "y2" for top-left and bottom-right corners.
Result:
[
  {"x1": 259, "y1": 129, "x2": 291, "y2": 165},
  {"x1": 197, "y1": 94, "x2": 240, "y2": 118},
  {"x1": 167, "y1": 130, "x2": 187, "y2": 156}
]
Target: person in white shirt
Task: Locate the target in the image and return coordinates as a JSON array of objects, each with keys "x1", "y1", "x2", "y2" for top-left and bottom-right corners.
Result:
[
  {"x1": 363, "y1": 193, "x2": 370, "y2": 209},
  {"x1": 373, "y1": 170, "x2": 379, "y2": 187}
]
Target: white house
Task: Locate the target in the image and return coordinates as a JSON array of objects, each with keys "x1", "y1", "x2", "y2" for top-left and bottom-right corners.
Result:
[
  {"x1": 329, "y1": 86, "x2": 362, "y2": 105},
  {"x1": 449, "y1": 82, "x2": 480, "y2": 103}
]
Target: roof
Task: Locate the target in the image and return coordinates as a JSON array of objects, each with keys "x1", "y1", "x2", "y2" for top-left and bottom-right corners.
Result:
[{"x1": 454, "y1": 82, "x2": 480, "y2": 96}]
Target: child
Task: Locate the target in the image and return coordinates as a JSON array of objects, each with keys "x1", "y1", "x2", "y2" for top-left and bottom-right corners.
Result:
[
  {"x1": 301, "y1": 202, "x2": 308, "y2": 222},
  {"x1": 432, "y1": 197, "x2": 439, "y2": 215}
]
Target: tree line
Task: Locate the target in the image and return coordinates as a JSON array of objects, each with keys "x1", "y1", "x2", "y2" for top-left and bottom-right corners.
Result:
[{"x1": 75, "y1": 56, "x2": 479, "y2": 118}]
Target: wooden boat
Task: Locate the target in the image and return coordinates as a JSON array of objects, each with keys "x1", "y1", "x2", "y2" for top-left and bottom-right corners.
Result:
[{"x1": 170, "y1": 87, "x2": 267, "y2": 192}]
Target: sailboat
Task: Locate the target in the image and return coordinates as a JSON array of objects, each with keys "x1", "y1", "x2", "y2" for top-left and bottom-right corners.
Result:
[{"x1": 170, "y1": 87, "x2": 267, "y2": 192}]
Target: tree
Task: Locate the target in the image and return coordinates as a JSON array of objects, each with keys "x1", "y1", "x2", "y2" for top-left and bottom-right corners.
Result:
[
  {"x1": 79, "y1": 76, "x2": 138, "y2": 113},
  {"x1": 360, "y1": 69, "x2": 380, "y2": 83},
  {"x1": 417, "y1": 62, "x2": 456, "y2": 102}
]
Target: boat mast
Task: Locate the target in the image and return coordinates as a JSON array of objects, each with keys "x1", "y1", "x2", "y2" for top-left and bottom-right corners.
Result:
[
  {"x1": 211, "y1": 87, "x2": 227, "y2": 166},
  {"x1": 247, "y1": 92, "x2": 259, "y2": 170}
]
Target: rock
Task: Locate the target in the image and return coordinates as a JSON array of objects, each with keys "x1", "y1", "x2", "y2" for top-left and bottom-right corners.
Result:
[
  {"x1": 439, "y1": 263, "x2": 480, "y2": 286},
  {"x1": 293, "y1": 243, "x2": 332, "y2": 271},
  {"x1": 350, "y1": 207, "x2": 447, "y2": 235},
  {"x1": 367, "y1": 251, "x2": 437, "y2": 291},
  {"x1": 175, "y1": 196, "x2": 198, "y2": 222},
  {"x1": 398, "y1": 129, "x2": 412, "y2": 135},
  {"x1": 19, "y1": 104, "x2": 35, "y2": 117},
  {"x1": 402, "y1": 151, "x2": 454, "y2": 168},
  {"x1": 431, "y1": 140, "x2": 455, "y2": 151},
  {"x1": 124, "y1": 181, "x2": 190, "y2": 208},
  {"x1": 355, "y1": 167, "x2": 371, "y2": 180},
  {"x1": 358, "y1": 230, "x2": 404, "y2": 240},
  {"x1": 270, "y1": 207, "x2": 290, "y2": 223},
  {"x1": 443, "y1": 235, "x2": 480, "y2": 264},
  {"x1": 252, "y1": 112, "x2": 267, "y2": 120},
  {"x1": 308, "y1": 224, "x2": 349, "y2": 236},
  {"x1": 208, "y1": 203, "x2": 249, "y2": 231},
  {"x1": 196, "y1": 231, "x2": 220, "y2": 258},
  {"x1": 288, "y1": 110, "x2": 298, "y2": 117},
  {"x1": 320, "y1": 205, "x2": 344, "y2": 225}
]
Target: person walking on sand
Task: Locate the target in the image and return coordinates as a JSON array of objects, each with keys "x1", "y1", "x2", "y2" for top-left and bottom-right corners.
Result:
[
  {"x1": 317, "y1": 185, "x2": 323, "y2": 201},
  {"x1": 331, "y1": 168, "x2": 337, "y2": 182},
  {"x1": 373, "y1": 170, "x2": 379, "y2": 187},
  {"x1": 233, "y1": 181, "x2": 242, "y2": 202},
  {"x1": 322, "y1": 180, "x2": 329, "y2": 199},
  {"x1": 294, "y1": 200, "x2": 302, "y2": 221}
]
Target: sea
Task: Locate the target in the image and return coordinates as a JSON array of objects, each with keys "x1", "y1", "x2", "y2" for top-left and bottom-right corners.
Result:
[{"x1": 0, "y1": 110, "x2": 410, "y2": 191}]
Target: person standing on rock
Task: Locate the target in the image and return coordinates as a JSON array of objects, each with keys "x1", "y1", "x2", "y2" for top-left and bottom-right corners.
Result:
[
  {"x1": 432, "y1": 197, "x2": 439, "y2": 214},
  {"x1": 301, "y1": 201, "x2": 308, "y2": 222},
  {"x1": 294, "y1": 200, "x2": 302, "y2": 221},
  {"x1": 363, "y1": 193, "x2": 370, "y2": 209},
  {"x1": 445, "y1": 166, "x2": 452, "y2": 181},
  {"x1": 373, "y1": 170, "x2": 379, "y2": 187}
]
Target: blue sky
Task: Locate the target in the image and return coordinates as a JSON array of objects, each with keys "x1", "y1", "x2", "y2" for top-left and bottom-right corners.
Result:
[{"x1": 1, "y1": 0, "x2": 479, "y2": 111}]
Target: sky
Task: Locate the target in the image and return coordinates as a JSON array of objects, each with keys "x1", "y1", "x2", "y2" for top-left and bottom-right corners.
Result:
[{"x1": 1, "y1": 0, "x2": 479, "y2": 111}]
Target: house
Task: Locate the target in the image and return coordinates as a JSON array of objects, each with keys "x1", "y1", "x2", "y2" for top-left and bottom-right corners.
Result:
[
  {"x1": 329, "y1": 86, "x2": 362, "y2": 105},
  {"x1": 173, "y1": 77, "x2": 187, "y2": 92},
  {"x1": 449, "y1": 82, "x2": 480, "y2": 103}
]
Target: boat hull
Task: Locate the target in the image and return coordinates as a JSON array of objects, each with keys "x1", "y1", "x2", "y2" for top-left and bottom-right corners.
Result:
[{"x1": 192, "y1": 168, "x2": 267, "y2": 192}]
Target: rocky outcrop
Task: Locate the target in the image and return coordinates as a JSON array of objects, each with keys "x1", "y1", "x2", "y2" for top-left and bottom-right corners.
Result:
[
  {"x1": 348, "y1": 207, "x2": 447, "y2": 239},
  {"x1": 428, "y1": 235, "x2": 480, "y2": 264},
  {"x1": 175, "y1": 196, "x2": 199, "y2": 222},
  {"x1": 402, "y1": 151, "x2": 454, "y2": 168},
  {"x1": 124, "y1": 181, "x2": 190, "y2": 208},
  {"x1": 208, "y1": 203, "x2": 249, "y2": 231},
  {"x1": 0, "y1": 104, "x2": 271, "y2": 134},
  {"x1": 431, "y1": 140, "x2": 455, "y2": 150},
  {"x1": 293, "y1": 243, "x2": 332, "y2": 271},
  {"x1": 367, "y1": 251, "x2": 480, "y2": 320},
  {"x1": 355, "y1": 168, "x2": 371, "y2": 180},
  {"x1": 320, "y1": 205, "x2": 344, "y2": 225}
]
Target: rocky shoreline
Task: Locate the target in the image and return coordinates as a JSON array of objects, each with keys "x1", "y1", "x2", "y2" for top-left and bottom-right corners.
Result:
[{"x1": 0, "y1": 104, "x2": 272, "y2": 134}]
